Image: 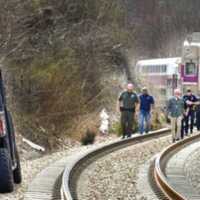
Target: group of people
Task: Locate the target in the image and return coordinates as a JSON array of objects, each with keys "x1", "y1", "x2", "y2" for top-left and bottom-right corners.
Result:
[
  {"x1": 167, "y1": 88, "x2": 200, "y2": 142},
  {"x1": 118, "y1": 83, "x2": 200, "y2": 142},
  {"x1": 118, "y1": 83, "x2": 154, "y2": 139}
]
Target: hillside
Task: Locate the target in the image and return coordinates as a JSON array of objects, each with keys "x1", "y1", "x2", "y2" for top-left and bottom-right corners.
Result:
[{"x1": 1, "y1": 0, "x2": 200, "y2": 148}]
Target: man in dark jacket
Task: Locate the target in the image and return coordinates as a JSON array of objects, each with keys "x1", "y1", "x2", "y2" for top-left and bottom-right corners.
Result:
[
  {"x1": 118, "y1": 83, "x2": 139, "y2": 138},
  {"x1": 138, "y1": 87, "x2": 155, "y2": 134},
  {"x1": 195, "y1": 100, "x2": 200, "y2": 131},
  {"x1": 183, "y1": 89, "x2": 198, "y2": 135}
]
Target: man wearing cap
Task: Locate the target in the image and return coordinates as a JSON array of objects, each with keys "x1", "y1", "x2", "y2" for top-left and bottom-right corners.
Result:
[
  {"x1": 183, "y1": 89, "x2": 198, "y2": 135},
  {"x1": 138, "y1": 87, "x2": 155, "y2": 134},
  {"x1": 167, "y1": 89, "x2": 185, "y2": 142},
  {"x1": 118, "y1": 83, "x2": 139, "y2": 138}
]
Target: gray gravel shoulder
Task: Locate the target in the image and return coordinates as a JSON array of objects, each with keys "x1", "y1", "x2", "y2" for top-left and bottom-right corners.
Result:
[
  {"x1": 0, "y1": 149, "x2": 79, "y2": 200},
  {"x1": 0, "y1": 134, "x2": 117, "y2": 200},
  {"x1": 184, "y1": 144, "x2": 200, "y2": 194}
]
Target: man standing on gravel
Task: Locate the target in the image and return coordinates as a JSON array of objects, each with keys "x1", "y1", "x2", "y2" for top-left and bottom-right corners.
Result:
[
  {"x1": 138, "y1": 87, "x2": 155, "y2": 134},
  {"x1": 167, "y1": 89, "x2": 185, "y2": 142},
  {"x1": 183, "y1": 89, "x2": 198, "y2": 135},
  {"x1": 118, "y1": 83, "x2": 139, "y2": 139}
]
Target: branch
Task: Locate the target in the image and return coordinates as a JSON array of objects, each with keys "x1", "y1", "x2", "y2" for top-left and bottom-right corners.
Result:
[{"x1": 0, "y1": 36, "x2": 27, "y2": 63}]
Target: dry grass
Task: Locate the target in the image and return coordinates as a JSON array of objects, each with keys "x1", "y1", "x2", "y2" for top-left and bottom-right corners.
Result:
[{"x1": 68, "y1": 112, "x2": 100, "y2": 141}]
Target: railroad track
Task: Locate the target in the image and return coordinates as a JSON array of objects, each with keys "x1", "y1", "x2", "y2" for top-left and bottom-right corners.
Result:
[
  {"x1": 153, "y1": 132, "x2": 200, "y2": 200},
  {"x1": 24, "y1": 128, "x2": 170, "y2": 200},
  {"x1": 61, "y1": 128, "x2": 170, "y2": 200}
]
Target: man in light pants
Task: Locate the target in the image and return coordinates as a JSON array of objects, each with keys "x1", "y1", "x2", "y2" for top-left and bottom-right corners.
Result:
[{"x1": 167, "y1": 89, "x2": 185, "y2": 142}]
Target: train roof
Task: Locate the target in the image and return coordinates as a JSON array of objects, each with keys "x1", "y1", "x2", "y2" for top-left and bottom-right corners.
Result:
[
  {"x1": 137, "y1": 57, "x2": 181, "y2": 66},
  {"x1": 184, "y1": 32, "x2": 200, "y2": 47},
  {"x1": 184, "y1": 41, "x2": 200, "y2": 47},
  {"x1": 186, "y1": 32, "x2": 200, "y2": 43}
]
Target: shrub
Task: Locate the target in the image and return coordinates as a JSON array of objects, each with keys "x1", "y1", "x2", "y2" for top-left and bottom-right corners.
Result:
[
  {"x1": 151, "y1": 111, "x2": 163, "y2": 130},
  {"x1": 81, "y1": 129, "x2": 96, "y2": 145},
  {"x1": 110, "y1": 119, "x2": 138, "y2": 136},
  {"x1": 132, "y1": 119, "x2": 138, "y2": 133},
  {"x1": 110, "y1": 121, "x2": 123, "y2": 136}
]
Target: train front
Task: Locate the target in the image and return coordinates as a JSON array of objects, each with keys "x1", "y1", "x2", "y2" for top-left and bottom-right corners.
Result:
[{"x1": 181, "y1": 34, "x2": 200, "y2": 94}]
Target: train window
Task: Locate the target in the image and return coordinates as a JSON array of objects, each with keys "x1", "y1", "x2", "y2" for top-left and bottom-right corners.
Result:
[
  {"x1": 156, "y1": 65, "x2": 160, "y2": 72},
  {"x1": 143, "y1": 66, "x2": 147, "y2": 73},
  {"x1": 167, "y1": 79, "x2": 172, "y2": 87},
  {"x1": 161, "y1": 65, "x2": 163, "y2": 72},
  {"x1": 185, "y1": 62, "x2": 197, "y2": 75},
  {"x1": 148, "y1": 66, "x2": 151, "y2": 73},
  {"x1": 146, "y1": 66, "x2": 148, "y2": 73},
  {"x1": 160, "y1": 88, "x2": 167, "y2": 95},
  {"x1": 150, "y1": 66, "x2": 153, "y2": 73},
  {"x1": 142, "y1": 66, "x2": 145, "y2": 73},
  {"x1": 141, "y1": 64, "x2": 167, "y2": 74},
  {"x1": 152, "y1": 66, "x2": 154, "y2": 72},
  {"x1": 159, "y1": 65, "x2": 162, "y2": 72},
  {"x1": 152, "y1": 65, "x2": 156, "y2": 73},
  {"x1": 151, "y1": 65, "x2": 154, "y2": 73},
  {"x1": 161, "y1": 65, "x2": 167, "y2": 73},
  {"x1": 145, "y1": 66, "x2": 148, "y2": 73}
]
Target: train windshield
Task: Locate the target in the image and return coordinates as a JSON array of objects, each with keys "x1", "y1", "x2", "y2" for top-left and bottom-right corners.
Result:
[{"x1": 185, "y1": 62, "x2": 197, "y2": 76}]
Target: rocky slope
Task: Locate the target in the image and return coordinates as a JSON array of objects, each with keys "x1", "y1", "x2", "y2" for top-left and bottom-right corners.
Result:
[{"x1": 0, "y1": 0, "x2": 199, "y2": 146}]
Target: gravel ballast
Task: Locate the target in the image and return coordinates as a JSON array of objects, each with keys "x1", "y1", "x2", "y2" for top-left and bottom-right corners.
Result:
[
  {"x1": 183, "y1": 141, "x2": 200, "y2": 194},
  {"x1": 0, "y1": 134, "x2": 171, "y2": 200},
  {"x1": 0, "y1": 151, "x2": 71, "y2": 200},
  {"x1": 76, "y1": 135, "x2": 171, "y2": 200},
  {"x1": 0, "y1": 134, "x2": 117, "y2": 200}
]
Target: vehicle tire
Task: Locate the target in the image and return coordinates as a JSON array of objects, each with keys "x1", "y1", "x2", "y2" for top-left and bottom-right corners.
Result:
[
  {"x1": 7, "y1": 111, "x2": 22, "y2": 184},
  {"x1": 0, "y1": 148, "x2": 14, "y2": 193},
  {"x1": 13, "y1": 150, "x2": 22, "y2": 184}
]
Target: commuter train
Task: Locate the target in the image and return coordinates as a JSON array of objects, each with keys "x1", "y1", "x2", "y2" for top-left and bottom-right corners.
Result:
[
  {"x1": 181, "y1": 32, "x2": 200, "y2": 94},
  {"x1": 136, "y1": 57, "x2": 181, "y2": 100},
  {"x1": 136, "y1": 32, "x2": 200, "y2": 101}
]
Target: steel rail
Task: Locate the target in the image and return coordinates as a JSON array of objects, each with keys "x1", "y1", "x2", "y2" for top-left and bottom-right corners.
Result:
[
  {"x1": 61, "y1": 128, "x2": 170, "y2": 200},
  {"x1": 154, "y1": 133, "x2": 200, "y2": 200}
]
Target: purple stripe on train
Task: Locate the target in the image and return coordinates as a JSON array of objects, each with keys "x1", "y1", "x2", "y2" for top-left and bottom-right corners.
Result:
[{"x1": 181, "y1": 65, "x2": 198, "y2": 82}]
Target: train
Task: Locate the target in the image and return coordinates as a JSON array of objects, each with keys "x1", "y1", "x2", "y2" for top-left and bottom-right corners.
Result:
[
  {"x1": 181, "y1": 32, "x2": 200, "y2": 93},
  {"x1": 136, "y1": 32, "x2": 200, "y2": 102}
]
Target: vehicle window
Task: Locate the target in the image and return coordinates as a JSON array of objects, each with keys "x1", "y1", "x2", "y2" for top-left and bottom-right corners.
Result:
[
  {"x1": 163, "y1": 65, "x2": 167, "y2": 73},
  {"x1": 156, "y1": 65, "x2": 159, "y2": 73},
  {"x1": 160, "y1": 88, "x2": 167, "y2": 95},
  {"x1": 141, "y1": 64, "x2": 167, "y2": 74},
  {"x1": 185, "y1": 62, "x2": 197, "y2": 75}
]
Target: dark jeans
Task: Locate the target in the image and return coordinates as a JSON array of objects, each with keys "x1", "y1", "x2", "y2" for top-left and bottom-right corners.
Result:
[
  {"x1": 184, "y1": 110, "x2": 195, "y2": 134},
  {"x1": 196, "y1": 110, "x2": 200, "y2": 130},
  {"x1": 121, "y1": 111, "x2": 134, "y2": 137},
  {"x1": 181, "y1": 118, "x2": 185, "y2": 139}
]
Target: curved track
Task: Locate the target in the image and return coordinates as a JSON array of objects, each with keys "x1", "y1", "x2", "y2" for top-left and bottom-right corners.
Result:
[
  {"x1": 61, "y1": 128, "x2": 170, "y2": 200},
  {"x1": 154, "y1": 133, "x2": 200, "y2": 200},
  {"x1": 24, "y1": 128, "x2": 170, "y2": 200}
]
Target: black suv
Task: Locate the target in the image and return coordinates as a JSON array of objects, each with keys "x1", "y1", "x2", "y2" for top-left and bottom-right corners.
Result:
[{"x1": 0, "y1": 71, "x2": 22, "y2": 193}]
